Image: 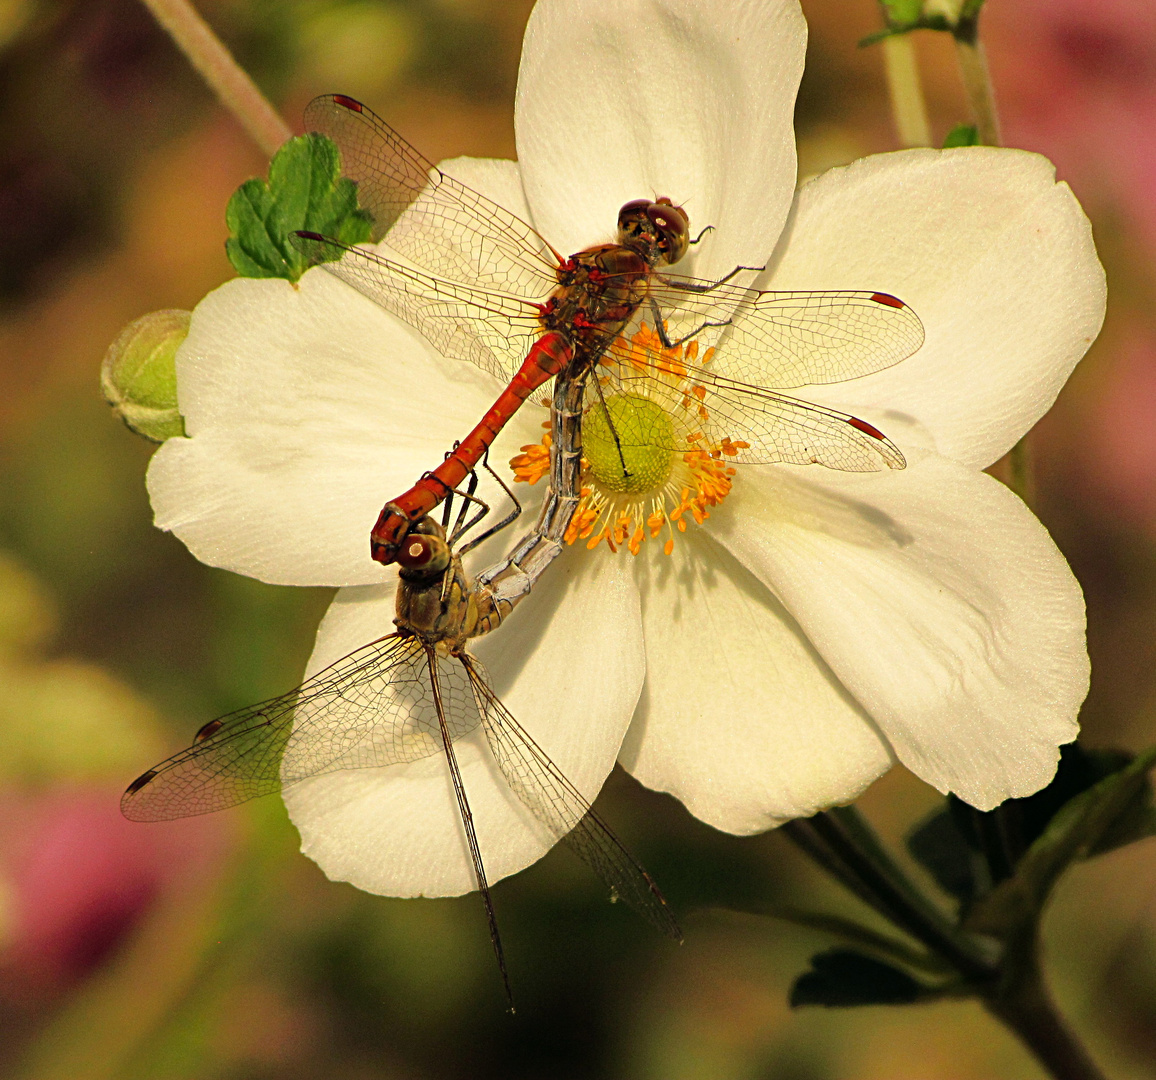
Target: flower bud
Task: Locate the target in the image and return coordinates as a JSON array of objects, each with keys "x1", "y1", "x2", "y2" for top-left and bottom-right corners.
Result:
[{"x1": 100, "y1": 310, "x2": 189, "y2": 442}]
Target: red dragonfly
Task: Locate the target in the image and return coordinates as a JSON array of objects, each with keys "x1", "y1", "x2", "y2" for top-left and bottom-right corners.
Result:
[{"x1": 295, "y1": 94, "x2": 925, "y2": 566}]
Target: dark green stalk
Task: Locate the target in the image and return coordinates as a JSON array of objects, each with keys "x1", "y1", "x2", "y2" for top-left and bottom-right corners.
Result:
[{"x1": 807, "y1": 811, "x2": 997, "y2": 982}]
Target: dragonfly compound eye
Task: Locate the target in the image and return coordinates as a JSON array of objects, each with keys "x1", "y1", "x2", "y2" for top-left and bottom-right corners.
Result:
[
  {"x1": 647, "y1": 201, "x2": 689, "y2": 265},
  {"x1": 617, "y1": 198, "x2": 652, "y2": 224},
  {"x1": 396, "y1": 533, "x2": 450, "y2": 575}
]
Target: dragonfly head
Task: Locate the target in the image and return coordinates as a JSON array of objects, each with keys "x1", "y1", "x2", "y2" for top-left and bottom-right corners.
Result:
[
  {"x1": 617, "y1": 198, "x2": 689, "y2": 267},
  {"x1": 395, "y1": 518, "x2": 452, "y2": 582}
]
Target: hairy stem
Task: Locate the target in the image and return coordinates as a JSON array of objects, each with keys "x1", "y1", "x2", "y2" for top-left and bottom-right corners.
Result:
[
  {"x1": 954, "y1": 8, "x2": 1039, "y2": 507},
  {"x1": 882, "y1": 34, "x2": 932, "y2": 147},
  {"x1": 808, "y1": 811, "x2": 997, "y2": 982},
  {"x1": 139, "y1": 0, "x2": 292, "y2": 157},
  {"x1": 953, "y1": 14, "x2": 1001, "y2": 147},
  {"x1": 986, "y1": 945, "x2": 1109, "y2": 1080}
]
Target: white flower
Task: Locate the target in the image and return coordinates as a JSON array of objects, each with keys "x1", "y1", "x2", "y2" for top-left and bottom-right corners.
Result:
[{"x1": 147, "y1": 0, "x2": 1105, "y2": 898}]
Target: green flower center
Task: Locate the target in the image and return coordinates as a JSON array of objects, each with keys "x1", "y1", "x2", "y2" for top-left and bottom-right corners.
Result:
[{"x1": 583, "y1": 393, "x2": 675, "y2": 495}]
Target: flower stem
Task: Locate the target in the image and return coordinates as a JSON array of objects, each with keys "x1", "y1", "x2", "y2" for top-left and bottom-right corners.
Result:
[
  {"x1": 985, "y1": 946, "x2": 1109, "y2": 1080},
  {"x1": 953, "y1": 13, "x2": 1001, "y2": 147},
  {"x1": 882, "y1": 34, "x2": 932, "y2": 147},
  {"x1": 786, "y1": 803, "x2": 1110, "y2": 1080},
  {"x1": 139, "y1": 0, "x2": 292, "y2": 158},
  {"x1": 952, "y1": 7, "x2": 1039, "y2": 509},
  {"x1": 786, "y1": 810, "x2": 997, "y2": 982}
]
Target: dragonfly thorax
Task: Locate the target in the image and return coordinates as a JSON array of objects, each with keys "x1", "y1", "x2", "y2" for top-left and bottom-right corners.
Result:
[
  {"x1": 544, "y1": 245, "x2": 653, "y2": 348},
  {"x1": 394, "y1": 520, "x2": 479, "y2": 647}
]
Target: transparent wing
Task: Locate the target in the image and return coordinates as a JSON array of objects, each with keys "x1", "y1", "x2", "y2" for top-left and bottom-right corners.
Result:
[
  {"x1": 601, "y1": 345, "x2": 906, "y2": 471},
  {"x1": 647, "y1": 280, "x2": 925, "y2": 389},
  {"x1": 304, "y1": 94, "x2": 559, "y2": 297},
  {"x1": 121, "y1": 634, "x2": 482, "y2": 821},
  {"x1": 423, "y1": 649, "x2": 513, "y2": 1007},
  {"x1": 461, "y1": 653, "x2": 682, "y2": 940},
  {"x1": 295, "y1": 232, "x2": 545, "y2": 385}
]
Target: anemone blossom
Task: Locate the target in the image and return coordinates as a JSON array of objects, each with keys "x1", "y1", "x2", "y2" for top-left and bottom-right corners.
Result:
[{"x1": 147, "y1": 0, "x2": 1105, "y2": 897}]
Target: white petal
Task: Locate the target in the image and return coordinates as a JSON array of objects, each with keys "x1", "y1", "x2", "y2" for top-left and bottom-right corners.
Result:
[
  {"x1": 515, "y1": 0, "x2": 805, "y2": 279},
  {"x1": 284, "y1": 548, "x2": 644, "y2": 896},
  {"x1": 618, "y1": 534, "x2": 893, "y2": 834},
  {"x1": 438, "y1": 155, "x2": 535, "y2": 227},
  {"x1": 717, "y1": 454, "x2": 1087, "y2": 809},
  {"x1": 147, "y1": 269, "x2": 536, "y2": 587},
  {"x1": 767, "y1": 148, "x2": 1105, "y2": 469}
]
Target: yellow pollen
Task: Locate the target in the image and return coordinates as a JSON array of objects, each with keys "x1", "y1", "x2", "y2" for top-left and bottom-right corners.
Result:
[{"x1": 509, "y1": 322, "x2": 741, "y2": 557}]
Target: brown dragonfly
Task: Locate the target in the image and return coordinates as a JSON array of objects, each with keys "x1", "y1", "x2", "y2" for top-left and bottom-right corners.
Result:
[{"x1": 122, "y1": 498, "x2": 678, "y2": 1008}]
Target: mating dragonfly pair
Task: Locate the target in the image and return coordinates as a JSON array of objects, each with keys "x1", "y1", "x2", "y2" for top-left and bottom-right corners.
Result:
[{"x1": 123, "y1": 95, "x2": 925, "y2": 1005}]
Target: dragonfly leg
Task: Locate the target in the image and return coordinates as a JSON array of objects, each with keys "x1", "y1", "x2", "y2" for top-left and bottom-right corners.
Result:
[
  {"x1": 456, "y1": 451, "x2": 523, "y2": 556},
  {"x1": 425, "y1": 647, "x2": 514, "y2": 1012},
  {"x1": 647, "y1": 296, "x2": 733, "y2": 351},
  {"x1": 446, "y1": 488, "x2": 488, "y2": 548},
  {"x1": 688, "y1": 223, "x2": 714, "y2": 246},
  {"x1": 657, "y1": 261, "x2": 767, "y2": 293},
  {"x1": 444, "y1": 468, "x2": 482, "y2": 537},
  {"x1": 588, "y1": 372, "x2": 632, "y2": 480}
]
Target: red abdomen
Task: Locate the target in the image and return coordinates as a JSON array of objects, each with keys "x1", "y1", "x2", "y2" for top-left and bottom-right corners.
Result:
[{"x1": 371, "y1": 332, "x2": 574, "y2": 564}]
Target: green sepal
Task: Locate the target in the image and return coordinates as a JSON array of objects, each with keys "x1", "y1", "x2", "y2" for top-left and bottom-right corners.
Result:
[
  {"x1": 860, "y1": 14, "x2": 951, "y2": 45},
  {"x1": 943, "y1": 124, "x2": 980, "y2": 148},
  {"x1": 225, "y1": 132, "x2": 373, "y2": 283},
  {"x1": 965, "y1": 746, "x2": 1156, "y2": 938},
  {"x1": 790, "y1": 948, "x2": 930, "y2": 1008},
  {"x1": 859, "y1": 0, "x2": 984, "y2": 44}
]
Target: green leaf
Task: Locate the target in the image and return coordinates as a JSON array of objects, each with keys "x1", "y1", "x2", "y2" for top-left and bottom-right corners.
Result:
[
  {"x1": 966, "y1": 746, "x2": 1156, "y2": 938},
  {"x1": 790, "y1": 949, "x2": 928, "y2": 1008},
  {"x1": 910, "y1": 744, "x2": 1149, "y2": 914},
  {"x1": 943, "y1": 124, "x2": 979, "y2": 148},
  {"x1": 224, "y1": 132, "x2": 373, "y2": 283},
  {"x1": 907, "y1": 807, "x2": 978, "y2": 904},
  {"x1": 953, "y1": 744, "x2": 1134, "y2": 869}
]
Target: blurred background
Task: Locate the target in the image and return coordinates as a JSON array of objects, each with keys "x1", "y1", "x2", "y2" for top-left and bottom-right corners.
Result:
[{"x1": 0, "y1": 0, "x2": 1154, "y2": 1076}]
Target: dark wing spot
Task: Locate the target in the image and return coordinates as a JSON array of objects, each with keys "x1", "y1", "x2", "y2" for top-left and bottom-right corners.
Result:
[
  {"x1": 195, "y1": 719, "x2": 224, "y2": 742},
  {"x1": 847, "y1": 416, "x2": 886, "y2": 440},
  {"x1": 124, "y1": 769, "x2": 157, "y2": 796}
]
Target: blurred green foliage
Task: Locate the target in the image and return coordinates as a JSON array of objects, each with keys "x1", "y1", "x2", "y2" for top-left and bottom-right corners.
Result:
[
  {"x1": 0, "y1": 1, "x2": 1154, "y2": 1078},
  {"x1": 0, "y1": 553, "x2": 163, "y2": 782}
]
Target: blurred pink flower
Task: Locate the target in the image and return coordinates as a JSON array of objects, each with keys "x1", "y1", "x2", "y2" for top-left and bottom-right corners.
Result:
[
  {"x1": 0, "y1": 787, "x2": 229, "y2": 1000},
  {"x1": 1086, "y1": 329, "x2": 1156, "y2": 527},
  {"x1": 986, "y1": 0, "x2": 1156, "y2": 255}
]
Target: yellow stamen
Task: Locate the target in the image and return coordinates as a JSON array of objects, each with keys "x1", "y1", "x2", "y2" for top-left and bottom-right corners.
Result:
[
  {"x1": 511, "y1": 321, "x2": 742, "y2": 556},
  {"x1": 510, "y1": 421, "x2": 552, "y2": 485}
]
